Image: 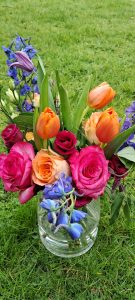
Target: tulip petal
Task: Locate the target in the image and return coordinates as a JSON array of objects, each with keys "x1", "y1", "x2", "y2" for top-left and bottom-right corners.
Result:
[{"x1": 19, "y1": 185, "x2": 35, "y2": 204}]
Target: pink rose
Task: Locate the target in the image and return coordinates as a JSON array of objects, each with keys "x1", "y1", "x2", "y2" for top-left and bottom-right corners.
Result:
[
  {"x1": 1, "y1": 124, "x2": 23, "y2": 149},
  {"x1": 69, "y1": 146, "x2": 110, "y2": 200},
  {"x1": 0, "y1": 142, "x2": 35, "y2": 204}
]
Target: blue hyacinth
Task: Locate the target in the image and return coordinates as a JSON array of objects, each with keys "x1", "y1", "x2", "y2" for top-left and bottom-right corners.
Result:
[
  {"x1": 2, "y1": 35, "x2": 38, "y2": 99},
  {"x1": 40, "y1": 174, "x2": 88, "y2": 240},
  {"x1": 120, "y1": 101, "x2": 135, "y2": 150},
  {"x1": 43, "y1": 173, "x2": 73, "y2": 200}
]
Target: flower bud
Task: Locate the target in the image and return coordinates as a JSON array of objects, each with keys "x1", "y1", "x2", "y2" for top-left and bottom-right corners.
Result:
[
  {"x1": 88, "y1": 82, "x2": 116, "y2": 109},
  {"x1": 36, "y1": 107, "x2": 60, "y2": 140}
]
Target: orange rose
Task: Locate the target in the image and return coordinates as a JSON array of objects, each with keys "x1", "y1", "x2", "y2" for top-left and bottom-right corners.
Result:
[
  {"x1": 96, "y1": 107, "x2": 120, "y2": 143},
  {"x1": 32, "y1": 148, "x2": 70, "y2": 186},
  {"x1": 88, "y1": 82, "x2": 116, "y2": 109},
  {"x1": 83, "y1": 112, "x2": 102, "y2": 144},
  {"x1": 36, "y1": 107, "x2": 60, "y2": 140}
]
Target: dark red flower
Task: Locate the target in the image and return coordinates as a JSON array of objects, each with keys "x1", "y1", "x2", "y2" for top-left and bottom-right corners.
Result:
[
  {"x1": 109, "y1": 155, "x2": 128, "y2": 179},
  {"x1": 1, "y1": 124, "x2": 23, "y2": 149},
  {"x1": 54, "y1": 130, "x2": 77, "y2": 156},
  {"x1": 75, "y1": 196, "x2": 92, "y2": 208}
]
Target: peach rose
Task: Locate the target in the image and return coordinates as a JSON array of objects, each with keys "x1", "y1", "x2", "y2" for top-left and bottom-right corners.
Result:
[
  {"x1": 32, "y1": 148, "x2": 70, "y2": 186},
  {"x1": 83, "y1": 112, "x2": 102, "y2": 145}
]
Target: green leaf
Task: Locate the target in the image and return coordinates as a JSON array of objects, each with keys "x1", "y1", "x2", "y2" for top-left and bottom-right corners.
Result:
[
  {"x1": 117, "y1": 146, "x2": 135, "y2": 163},
  {"x1": 72, "y1": 76, "x2": 92, "y2": 133},
  {"x1": 58, "y1": 84, "x2": 73, "y2": 131},
  {"x1": 123, "y1": 201, "x2": 130, "y2": 221},
  {"x1": 109, "y1": 193, "x2": 124, "y2": 224},
  {"x1": 33, "y1": 108, "x2": 43, "y2": 150},
  {"x1": 13, "y1": 113, "x2": 33, "y2": 130},
  {"x1": 39, "y1": 74, "x2": 49, "y2": 113},
  {"x1": 37, "y1": 56, "x2": 56, "y2": 112},
  {"x1": 104, "y1": 124, "x2": 135, "y2": 159},
  {"x1": 37, "y1": 55, "x2": 46, "y2": 92}
]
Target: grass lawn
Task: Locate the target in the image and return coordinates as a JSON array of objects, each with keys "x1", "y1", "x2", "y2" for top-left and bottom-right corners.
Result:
[{"x1": 0, "y1": 0, "x2": 135, "y2": 299}]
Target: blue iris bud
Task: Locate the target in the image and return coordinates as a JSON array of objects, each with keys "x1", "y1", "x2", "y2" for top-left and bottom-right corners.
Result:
[
  {"x1": 71, "y1": 210, "x2": 87, "y2": 223},
  {"x1": 40, "y1": 199, "x2": 59, "y2": 211},
  {"x1": 56, "y1": 211, "x2": 68, "y2": 225},
  {"x1": 66, "y1": 223, "x2": 84, "y2": 240}
]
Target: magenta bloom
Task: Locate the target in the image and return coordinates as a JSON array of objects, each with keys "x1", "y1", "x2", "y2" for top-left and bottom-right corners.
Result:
[
  {"x1": 10, "y1": 51, "x2": 34, "y2": 72},
  {"x1": 69, "y1": 146, "x2": 110, "y2": 200},
  {"x1": 1, "y1": 124, "x2": 23, "y2": 149},
  {"x1": 0, "y1": 142, "x2": 35, "y2": 204},
  {"x1": 54, "y1": 130, "x2": 77, "y2": 156}
]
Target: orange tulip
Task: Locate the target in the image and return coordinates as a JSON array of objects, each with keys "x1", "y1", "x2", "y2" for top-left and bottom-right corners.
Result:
[
  {"x1": 36, "y1": 107, "x2": 60, "y2": 140},
  {"x1": 96, "y1": 107, "x2": 120, "y2": 143},
  {"x1": 88, "y1": 82, "x2": 116, "y2": 109}
]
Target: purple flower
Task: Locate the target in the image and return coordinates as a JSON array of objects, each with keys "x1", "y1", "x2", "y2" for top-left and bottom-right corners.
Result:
[
  {"x1": 22, "y1": 99, "x2": 33, "y2": 112},
  {"x1": 7, "y1": 67, "x2": 17, "y2": 79},
  {"x1": 2, "y1": 46, "x2": 16, "y2": 60},
  {"x1": 15, "y1": 36, "x2": 26, "y2": 50},
  {"x1": 126, "y1": 101, "x2": 135, "y2": 114},
  {"x1": 20, "y1": 84, "x2": 31, "y2": 96},
  {"x1": 23, "y1": 45, "x2": 37, "y2": 59},
  {"x1": 10, "y1": 51, "x2": 34, "y2": 72}
]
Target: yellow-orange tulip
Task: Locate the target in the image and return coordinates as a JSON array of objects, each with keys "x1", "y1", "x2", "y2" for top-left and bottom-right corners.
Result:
[
  {"x1": 83, "y1": 112, "x2": 102, "y2": 145},
  {"x1": 36, "y1": 107, "x2": 60, "y2": 140},
  {"x1": 88, "y1": 82, "x2": 116, "y2": 109},
  {"x1": 96, "y1": 107, "x2": 120, "y2": 143}
]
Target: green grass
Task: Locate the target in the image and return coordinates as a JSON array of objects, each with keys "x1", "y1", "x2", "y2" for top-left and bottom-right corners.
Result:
[{"x1": 0, "y1": 0, "x2": 135, "y2": 299}]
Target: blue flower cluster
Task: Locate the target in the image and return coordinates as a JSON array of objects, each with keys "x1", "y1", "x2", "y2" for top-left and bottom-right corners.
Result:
[
  {"x1": 121, "y1": 101, "x2": 135, "y2": 149},
  {"x1": 2, "y1": 36, "x2": 39, "y2": 107},
  {"x1": 40, "y1": 174, "x2": 87, "y2": 240}
]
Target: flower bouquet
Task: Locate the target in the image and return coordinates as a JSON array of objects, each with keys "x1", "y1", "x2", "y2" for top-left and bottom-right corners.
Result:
[{"x1": 0, "y1": 36, "x2": 135, "y2": 257}]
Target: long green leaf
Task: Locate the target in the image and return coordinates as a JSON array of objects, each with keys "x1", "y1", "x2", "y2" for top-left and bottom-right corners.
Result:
[
  {"x1": 110, "y1": 193, "x2": 123, "y2": 224},
  {"x1": 104, "y1": 124, "x2": 135, "y2": 159},
  {"x1": 40, "y1": 74, "x2": 49, "y2": 113},
  {"x1": 37, "y1": 55, "x2": 45, "y2": 92},
  {"x1": 13, "y1": 113, "x2": 33, "y2": 130},
  {"x1": 72, "y1": 76, "x2": 92, "y2": 133},
  {"x1": 37, "y1": 56, "x2": 56, "y2": 112},
  {"x1": 58, "y1": 84, "x2": 72, "y2": 131},
  {"x1": 33, "y1": 108, "x2": 43, "y2": 150}
]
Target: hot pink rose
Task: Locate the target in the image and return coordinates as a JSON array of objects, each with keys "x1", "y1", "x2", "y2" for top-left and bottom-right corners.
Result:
[
  {"x1": 0, "y1": 142, "x2": 35, "y2": 204},
  {"x1": 1, "y1": 124, "x2": 23, "y2": 149},
  {"x1": 69, "y1": 146, "x2": 110, "y2": 200}
]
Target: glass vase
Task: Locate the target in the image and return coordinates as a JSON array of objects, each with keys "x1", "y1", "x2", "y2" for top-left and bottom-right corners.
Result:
[{"x1": 38, "y1": 198, "x2": 100, "y2": 258}]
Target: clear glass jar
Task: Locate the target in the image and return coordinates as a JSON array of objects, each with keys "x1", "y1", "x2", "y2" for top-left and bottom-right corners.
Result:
[{"x1": 38, "y1": 198, "x2": 100, "y2": 258}]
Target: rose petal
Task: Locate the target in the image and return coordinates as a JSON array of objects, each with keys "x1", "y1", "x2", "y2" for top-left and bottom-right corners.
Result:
[
  {"x1": 11, "y1": 141, "x2": 35, "y2": 160},
  {"x1": 19, "y1": 185, "x2": 35, "y2": 204}
]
